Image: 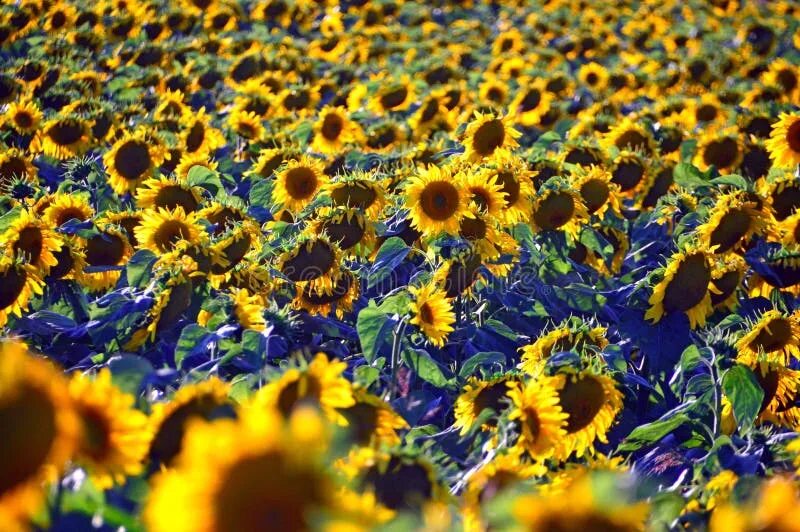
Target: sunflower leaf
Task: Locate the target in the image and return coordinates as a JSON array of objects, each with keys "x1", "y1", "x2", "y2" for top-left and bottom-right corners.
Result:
[
  {"x1": 188, "y1": 164, "x2": 224, "y2": 197},
  {"x1": 401, "y1": 347, "x2": 454, "y2": 389},
  {"x1": 368, "y1": 237, "x2": 410, "y2": 288},
  {"x1": 459, "y1": 351, "x2": 505, "y2": 379},
  {"x1": 356, "y1": 302, "x2": 397, "y2": 362},
  {"x1": 618, "y1": 413, "x2": 691, "y2": 451},
  {"x1": 722, "y1": 365, "x2": 764, "y2": 429}
]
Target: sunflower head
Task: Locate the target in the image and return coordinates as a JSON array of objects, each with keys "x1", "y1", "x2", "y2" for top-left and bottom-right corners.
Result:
[
  {"x1": 766, "y1": 112, "x2": 800, "y2": 169},
  {"x1": 135, "y1": 206, "x2": 204, "y2": 255},
  {"x1": 272, "y1": 156, "x2": 329, "y2": 214},
  {"x1": 408, "y1": 282, "x2": 456, "y2": 348},
  {"x1": 461, "y1": 112, "x2": 521, "y2": 163},
  {"x1": 404, "y1": 164, "x2": 468, "y2": 237}
]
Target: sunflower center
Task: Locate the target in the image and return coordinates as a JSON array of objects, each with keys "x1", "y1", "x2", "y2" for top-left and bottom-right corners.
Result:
[
  {"x1": 380, "y1": 87, "x2": 408, "y2": 110},
  {"x1": 580, "y1": 179, "x2": 610, "y2": 213},
  {"x1": 496, "y1": 172, "x2": 521, "y2": 206},
  {"x1": 663, "y1": 253, "x2": 710, "y2": 313},
  {"x1": 750, "y1": 318, "x2": 793, "y2": 353},
  {"x1": 320, "y1": 113, "x2": 344, "y2": 141},
  {"x1": 696, "y1": 104, "x2": 718, "y2": 123},
  {"x1": 472, "y1": 119, "x2": 505, "y2": 157},
  {"x1": 487, "y1": 87, "x2": 504, "y2": 103},
  {"x1": 787, "y1": 120, "x2": 800, "y2": 154},
  {"x1": 156, "y1": 281, "x2": 193, "y2": 332},
  {"x1": 418, "y1": 302, "x2": 435, "y2": 325},
  {"x1": 709, "y1": 209, "x2": 750, "y2": 253},
  {"x1": 236, "y1": 120, "x2": 258, "y2": 139},
  {"x1": 51, "y1": 11, "x2": 67, "y2": 28},
  {"x1": 755, "y1": 368, "x2": 780, "y2": 413},
  {"x1": 48, "y1": 120, "x2": 83, "y2": 146},
  {"x1": 519, "y1": 89, "x2": 542, "y2": 112},
  {"x1": 257, "y1": 153, "x2": 284, "y2": 178},
  {"x1": 742, "y1": 145, "x2": 771, "y2": 180},
  {"x1": 154, "y1": 185, "x2": 199, "y2": 212},
  {"x1": 363, "y1": 458, "x2": 433, "y2": 511},
  {"x1": 746, "y1": 117, "x2": 772, "y2": 138},
  {"x1": 586, "y1": 72, "x2": 599, "y2": 86},
  {"x1": 0, "y1": 156, "x2": 28, "y2": 184},
  {"x1": 49, "y1": 246, "x2": 75, "y2": 280},
  {"x1": 534, "y1": 192, "x2": 575, "y2": 230},
  {"x1": 78, "y1": 405, "x2": 112, "y2": 461},
  {"x1": 443, "y1": 255, "x2": 481, "y2": 297},
  {"x1": 420, "y1": 181, "x2": 460, "y2": 221},
  {"x1": 771, "y1": 185, "x2": 800, "y2": 221},
  {"x1": 612, "y1": 162, "x2": 645, "y2": 191},
  {"x1": 702, "y1": 138, "x2": 739, "y2": 169},
  {"x1": 614, "y1": 130, "x2": 649, "y2": 153},
  {"x1": 13, "y1": 226, "x2": 43, "y2": 265},
  {"x1": 710, "y1": 270, "x2": 740, "y2": 305},
  {"x1": 367, "y1": 126, "x2": 396, "y2": 149},
  {"x1": 302, "y1": 272, "x2": 353, "y2": 305},
  {"x1": 86, "y1": 232, "x2": 126, "y2": 266},
  {"x1": 154, "y1": 220, "x2": 191, "y2": 252},
  {"x1": 185, "y1": 122, "x2": 206, "y2": 152},
  {"x1": 281, "y1": 240, "x2": 335, "y2": 282},
  {"x1": 777, "y1": 69, "x2": 798, "y2": 92},
  {"x1": 212, "y1": 234, "x2": 252, "y2": 275},
  {"x1": 0, "y1": 266, "x2": 27, "y2": 310},
  {"x1": 460, "y1": 216, "x2": 487, "y2": 241},
  {"x1": 420, "y1": 100, "x2": 439, "y2": 123},
  {"x1": 558, "y1": 376, "x2": 606, "y2": 433},
  {"x1": 471, "y1": 189, "x2": 492, "y2": 212},
  {"x1": 330, "y1": 183, "x2": 377, "y2": 210},
  {"x1": 54, "y1": 207, "x2": 88, "y2": 227},
  {"x1": 14, "y1": 111, "x2": 33, "y2": 129},
  {"x1": 473, "y1": 381, "x2": 509, "y2": 419},
  {"x1": 284, "y1": 167, "x2": 318, "y2": 200},
  {"x1": 213, "y1": 452, "x2": 325, "y2": 532},
  {"x1": 321, "y1": 217, "x2": 365, "y2": 250},
  {"x1": 114, "y1": 141, "x2": 152, "y2": 181},
  {"x1": 342, "y1": 402, "x2": 379, "y2": 445},
  {"x1": 283, "y1": 90, "x2": 310, "y2": 111},
  {"x1": 0, "y1": 383, "x2": 57, "y2": 497},
  {"x1": 277, "y1": 375, "x2": 323, "y2": 418}
]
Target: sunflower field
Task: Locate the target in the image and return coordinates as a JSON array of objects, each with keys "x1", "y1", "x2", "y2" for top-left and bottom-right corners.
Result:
[{"x1": 3, "y1": 0, "x2": 800, "y2": 530}]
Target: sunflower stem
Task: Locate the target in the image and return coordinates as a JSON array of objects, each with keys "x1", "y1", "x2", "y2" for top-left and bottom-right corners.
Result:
[{"x1": 387, "y1": 317, "x2": 408, "y2": 401}]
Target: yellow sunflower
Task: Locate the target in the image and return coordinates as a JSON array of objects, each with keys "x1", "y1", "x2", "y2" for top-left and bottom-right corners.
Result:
[
  {"x1": 278, "y1": 235, "x2": 343, "y2": 294},
  {"x1": 230, "y1": 288, "x2": 266, "y2": 331},
  {"x1": 67, "y1": 369, "x2": 151, "y2": 489},
  {"x1": 645, "y1": 245, "x2": 716, "y2": 329},
  {"x1": 479, "y1": 149, "x2": 535, "y2": 226},
  {"x1": 459, "y1": 167, "x2": 508, "y2": 223},
  {"x1": 696, "y1": 191, "x2": 767, "y2": 254},
  {"x1": 578, "y1": 62, "x2": 610, "y2": 92},
  {"x1": 461, "y1": 112, "x2": 521, "y2": 163},
  {"x1": 173, "y1": 151, "x2": 219, "y2": 182},
  {"x1": 710, "y1": 255, "x2": 747, "y2": 311},
  {"x1": 325, "y1": 172, "x2": 388, "y2": 220},
  {"x1": 507, "y1": 377, "x2": 569, "y2": 460},
  {"x1": 272, "y1": 155, "x2": 329, "y2": 214},
  {"x1": 179, "y1": 107, "x2": 226, "y2": 155},
  {"x1": 454, "y1": 375, "x2": 516, "y2": 435},
  {"x1": 2, "y1": 208, "x2": 64, "y2": 273},
  {"x1": 125, "y1": 274, "x2": 195, "y2": 350},
  {"x1": 710, "y1": 477, "x2": 800, "y2": 532},
  {"x1": 42, "y1": 193, "x2": 94, "y2": 228},
  {"x1": 510, "y1": 77, "x2": 553, "y2": 127},
  {"x1": 570, "y1": 165, "x2": 621, "y2": 219},
  {"x1": 368, "y1": 76, "x2": 416, "y2": 115},
  {"x1": 136, "y1": 176, "x2": 202, "y2": 213},
  {"x1": 735, "y1": 310, "x2": 800, "y2": 366},
  {"x1": 0, "y1": 148, "x2": 37, "y2": 186},
  {"x1": 226, "y1": 109, "x2": 265, "y2": 142},
  {"x1": 311, "y1": 106, "x2": 363, "y2": 155},
  {"x1": 530, "y1": 187, "x2": 589, "y2": 238},
  {"x1": 3, "y1": 99, "x2": 42, "y2": 135},
  {"x1": 0, "y1": 339, "x2": 78, "y2": 528},
  {"x1": 404, "y1": 164, "x2": 469, "y2": 237},
  {"x1": 409, "y1": 282, "x2": 456, "y2": 348},
  {"x1": 766, "y1": 112, "x2": 800, "y2": 169},
  {"x1": 103, "y1": 128, "x2": 169, "y2": 195},
  {"x1": 251, "y1": 353, "x2": 354, "y2": 425},
  {"x1": 552, "y1": 371, "x2": 624, "y2": 459},
  {"x1": 340, "y1": 387, "x2": 409, "y2": 447},
  {"x1": 518, "y1": 325, "x2": 608, "y2": 375},
  {"x1": 694, "y1": 127, "x2": 744, "y2": 173},
  {"x1": 30, "y1": 114, "x2": 91, "y2": 160},
  {"x1": 135, "y1": 207, "x2": 204, "y2": 255},
  {"x1": 79, "y1": 225, "x2": 134, "y2": 292},
  {"x1": 293, "y1": 270, "x2": 360, "y2": 319},
  {"x1": 600, "y1": 116, "x2": 656, "y2": 156}
]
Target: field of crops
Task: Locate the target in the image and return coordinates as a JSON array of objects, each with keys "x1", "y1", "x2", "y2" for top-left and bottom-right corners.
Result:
[{"x1": 2, "y1": 0, "x2": 800, "y2": 530}]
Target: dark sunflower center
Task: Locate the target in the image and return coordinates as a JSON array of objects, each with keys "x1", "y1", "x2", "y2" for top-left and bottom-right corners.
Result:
[
  {"x1": 496, "y1": 172, "x2": 521, "y2": 205},
  {"x1": 522, "y1": 406, "x2": 541, "y2": 440},
  {"x1": 558, "y1": 376, "x2": 606, "y2": 433},
  {"x1": 154, "y1": 220, "x2": 191, "y2": 252},
  {"x1": 51, "y1": 11, "x2": 67, "y2": 28},
  {"x1": 342, "y1": 402, "x2": 379, "y2": 445},
  {"x1": 787, "y1": 120, "x2": 800, "y2": 154},
  {"x1": 564, "y1": 148, "x2": 602, "y2": 166},
  {"x1": 363, "y1": 458, "x2": 433, "y2": 511},
  {"x1": 0, "y1": 266, "x2": 27, "y2": 309},
  {"x1": 283, "y1": 91, "x2": 310, "y2": 111},
  {"x1": 276, "y1": 375, "x2": 322, "y2": 418},
  {"x1": 472, "y1": 119, "x2": 505, "y2": 157},
  {"x1": 302, "y1": 272, "x2": 353, "y2": 305},
  {"x1": 663, "y1": 253, "x2": 711, "y2": 313},
  {"x1": 710, "y1": 270, "x2": 741, "y2": 305},
  {"x1": 367, "y1": 126, "x2": 396, "y2": 149},
  {"x1": 114, "y1": 141, "x2": 152, "y2": 181},
  {"x1": 580, "y1": 179, "x2": 610, "y2": 213},
  {"x1": 777, "y1": 69, "x2": 798, "y2": 93},
  {"x1": 236, "y1": 120, "x2": 258, "y2": 139},
  {"x1": 0, "y1": 383, "x2": 57, "y2": 497},
  {"x1": 48, "y1": 246, "x2": 75, "y2": 280},
  {"x1": 284, "y1": 167, "x2": 318, "y2": 200},
  {"x1": 471, "y1": 189, "x2": 491, "y2": 212},
  {"x1": 14, "y1": 111, "x2": 33, "y2": 129},
  {"x1": 534, "y1": 192, "x2": 575, "y2": 230},
  {"x1": 321, "y1": 217, "x2": 365, "y2": 250},
  {"x1": 702, "y1": 138, "x2": 739, "y2": 169},
  {"x1": 443, "y1": 255, "x2": 481, "y2": 298},
  {"x1": 709, "y1": 209, "x2": 750, "y2": 253},
  {"x1": 487, "y1": 87, "x2": 504, "y2": 103},
  {"x1": 211, "y1": 234, "x2": 251, "y2": 275},
  {"x1": 156, "y1": 281, "x2": 193, "y2": 332},
  {"x1": 420, "y1": 181, "x2": 460, "y2": 221},
  {"x1": 155, "y1": 185, "x2": 198, "y2": 212},
  {"x1": 78, "y1": 405, "x2": 112, "y2": 461},
  {"x1": 420, "y1": 100, "x2": 439, "y2": 123},
  {"x1": 460, "y1": 216, "x2": 487, "y2": 240},
  {"x1": 742, "y1": 145, "x2": 771, "y2": 180},
  {"x1": 185, "y1": 122, "x2": 206, "y2": 153},
  {"x1": 418, "y1": 302, "x2": 435, "y2": 324},
  {"x1": 750, "y1": 318, "x2": 793, "y2": 353},
  {"x1": 771, "y1": 185, "x2": 800, "y2": 221},
  {"x1": 755, "y1": 368, "x2": 780, "y2": 413},
  {"x1": 0, "y1": 157, "x2": 28, "y2": 184},
  {"x1": 281, "y1": 240, "x2": 335, "y2": 282},
  {"x1": 320, "y1": 113, "x2": 344, "y2": 141},
  {"x1": 48, "y1": 120, "x2": 83, "y2": 145},
  {"x1": 586, "y1": 72, "x2": 599, "y2": 86},
  {"x1": 13, "y1": 226, "x2": 43, "y2": 265},
  {"x1": 473, "y1": 382, "x2": 509, "y2": 419},
  {"x1": 696, "y1": 104, "x2": 718, "y2": 123},
  {"x1": 614, "y1": 129, "x2": 649, "y2": 153},
  {"x1": 86, "y1": 232, "x2": 126, "y2": 266},
  {"x1": 746, "y1": 117, "x2": 772, "y2": 138},
  {"x1": 54, "y1": 207, "x2": 88, "y2": 227},
  {"x1": 257, "y1": 154, "x2": 284, "y2": 178},
  {"x1": 380, "y1": 87, "x2": 408, "y2": 110},
  {"x1": 519, "y1": 89, "x2": 541, "y2": 112},
  {"x1": 330, "y1": 183, "x2": 377, "y2": 210}
]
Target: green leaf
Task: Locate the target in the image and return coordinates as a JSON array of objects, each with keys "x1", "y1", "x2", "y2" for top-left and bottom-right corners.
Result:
[
  {"x1": 108, "y1": 355, "x2": 154, "y2": 395},
  {"x1": 0, "y1": 205, "x2": 21, "y2": 234},
  {"x1": 377, "y1": 291, "x2": 411, "y2": 314},
  {"x1": 402, "y1": 347, "x2": 454, "y2": 388},
  {"x1": 673, "y1": 163, "x2": 708, "y2": 189},
  {"x1": 679, "y1": 345, "x2": 703, "y2": 372},
  {"x1": 125, "y1": 250, "x2": 157, "y2": 288},
  {"x1": 356, "y1": 303, "x2": 395, "y2": 362},
  {"x1": 619, "y1": 413, "x2": 690, "y2": 451},
  {"x1": 712, "y1": 174, "x2": 748, "y2": 190},
  {"x1": 354, "y1": 364, "x2": 381, "y2": 388},
  {"x1": 722, "y1": 365, "x2": 764, "y2": 429},
  {"x1": 368, "y1": 237, "x2": 410, "y2": 288},
  {"x1": 188, "y1": 164, "x2": 223, "y2": 196},
  {"x1": 174, "y1": 325, "x2": 209, "y2": 367},
  {"x1": 248, "y1": 177, "x2": 274, "y2": 206},
  {"x1": 459, "y1": 351, "x2": 505, "y2": 378}
]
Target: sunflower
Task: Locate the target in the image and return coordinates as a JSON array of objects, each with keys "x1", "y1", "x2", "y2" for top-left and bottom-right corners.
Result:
[
  {"x1": 600, "y1": 116, "x2": 656, "y2": 156},
  {"x1": 571, "y1": 165, "x2": 621, "y2": 218},
  {"x1": 711, "y1": 255, "x2": 747, "y2": 311},
  {"x1": 461, "y1": 112, "x2": 521, "y2": 163},
  {"x1": 454, "y1": 375, "x2": 516, "y2": 435},
  {"x1": 148, "y1": 377, "x2": 234, "y2": 468},
  {"x1": 511, "y1": 473, "x2": 649, "y2": 531},
  {"x1": 272, "y1": 155, "x2": 328, "y2": 214},
  {"x1": 552, "y1": 370, "x2": 624, "y2": 459},
  {"x1": 0, "y1": 340, "x2": 77, "y2": 529},
  {"x1": 610, "y1": 150, "x2": 648, "y2": 195},
  {"x1": 578, "y1": 62, "x2": 610, "y2": 92},
  {"x1": 694, "y1": 127, "x2": 744, "y2": 173},
  {"x1": 42, "y1": 193, "x2": 94, "y2": 228},
  {"x1": 312, "y1": 207, "x2": 375, "y2": 257},
  {"x1": 31, "y1": 114, "x2": 91, "y2": 160},
  {"x1": 79, "y1": 225, "x2": 134, "y2": 292},
  {"x1": 735, "y1": 310, "x2": 800, "y2": 366},
  {"x1": 479, "y1": 76, "x2": 509, "y2": 108},
  {"x1": 67, "y1": 369, "x2": 151, "y2": 489},
  {"x1": 104, "y1": 129, "x2": 169, "y2": 195},
  {"x1": 136, "y1": 176, "x2": 202, "y2": 213},
  {"x1": 404, "y1": 164, "x2": 469, "y2": 237},
  {"x1": 710, "y1": 477, "x2": 800, "y2": 532},
  {"x1": 2, "y1": 208, "x2": 63, "y2": 274},
  {"x1": 145, "y1": 406, "x2": 338, "y2": 532},
  {"x1": 230, "y1": 288, "x2": 266, "y2": 331},
  {"x1": 368, "y1": 76, "x2": 416, "y2": 115},
  {"x1": 407, "y1": 92, "x2": 455, "y2": 139},
  {"x1": 530, "y1": 186, "x2": 589, "y2": 238},
  {"x1": 645, "y1": 245, "x2": 716, "y2": 329},
  {"x1": 519, "y1": 324, "x2": 608, "y2": 375},
  {"x1": 408, "y1": 282, "x2": 456, "y2": 348},
  {"x1": 311, "y1": 106, "x2": 363, "y2": 155},
  {"x1": 341, "y1": 387, "x2": 408, "y2": 447},
  {"x1": 510, "y1": 78, "x2": 553, "y2": 127},
  {"x1": 325, "y1": 172, "x2": 389, "y2": 220},
  {"x1": 47, "y1": 236, "x2": 87, "y2": 282},
  {"x1": 766, "y1": 112, "x2": 800, "y2": 169},
  {"x1": 2, "y1": 99, "x2": 42, "y2": 135},
  {"x1": 278, "y1": 235, "x2": 343, "y2": 294},
  {"x1": 227, "y1": 109, "x2": 265, "y2": 142},
  {"x1": 179, "y1": 107, "x2": 226, "y2": 155},
  {"x1": 763, "y1": 174, "x2": 800, "y2": 222},
  {"x1": 696, "y1": 192, "x2": 767, "y2": 254},
  {"x1": 135, "y1": 207, "x2": 204, "y2": 255},
  {"x1": 460, "y1": 167, "x2": 508, "y2": 223},
  {"x1": 761, "y1": 58, "x2": 799, "y2": 102},
  {"x1": 126, "y1": 275, "x2": 195, "y2": 349},
  {"x1": 0, "y1": 148, "x2": 37, "y2": 187},
  {"x1": 173, "y1": 151, "x2": 219, "y2": 182},
  {"x1": 251, "y1": 352, "x2": 355, "y2": 426}
]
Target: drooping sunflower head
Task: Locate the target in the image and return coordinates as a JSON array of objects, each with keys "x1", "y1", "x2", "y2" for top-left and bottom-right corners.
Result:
[
  {"x1": 278, "y1": 234, "x2": 342, "y2": 294},
  {"x1": 0, "y1": 340, "x2": 78, "y2": 527},
  {"x1": 135, "y1": 206, "x2": 204, "y2": 255},
  {"x1": 694, "y1": 127, "x2": 744, "y2": 173},
  {"x1": 600, "y1": 116, "x2": 656, "y2": 156},
  {"x1": 764, "y1": 174, "x2": 800, "y2": 222},
  {"x1": 340, "y1": 387, "x2": 408, "y2": 447},
  {"x1": 710, "y1": 254, "x2": 747, "y2": 311},
  {"x1": 766, "y1": 112, "x2": 800, "y2": 169},
  {"x1": 404, "y1": 164, "x2": 468, "y2": 237},
  {"x1": 325, "y1": 171, "x2": 389, "y2": 220},
  {"x1": 31, "y1": 114, "x2": 91, "y2": 160},
  {"x1": 78, "y1": 224, "x2": 134, "y2": 292},
  {"x1": 273, "y1": 155, "x2": 329, "y2": 214},
  {"x1": 103, "y1": 128, "x2": 169, "y2": 195},
  {"x1": 696, "y1": 191, "x2": 766, "y2": 254},
  {"x1": 735, "y1": 309, "x2": 800, "y2": 366},
  {"x1": 0, "y1": 148, "x2": 37, "y2": 189},
  {"x1": 645, "y1": 243, "x2": 716, "y2": 329},
  {"x1": 518, "y1": 321, "x2": 609, "y2": 375},
  {"x1": 408, "y1": 281, "x2": 456, "y2": 348},
  {"x1": 293, "y1": 269, "x2": 360, "y2": 319},
  {"x1": 461, "y1": 111, "x2": 521, "y2": 163},
  {"x1": 312, "y1": 207, "x2": 374, "y2": 257},
  {"x1": 506, "y1": 376, "x2": 568, "y2": 460}
]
